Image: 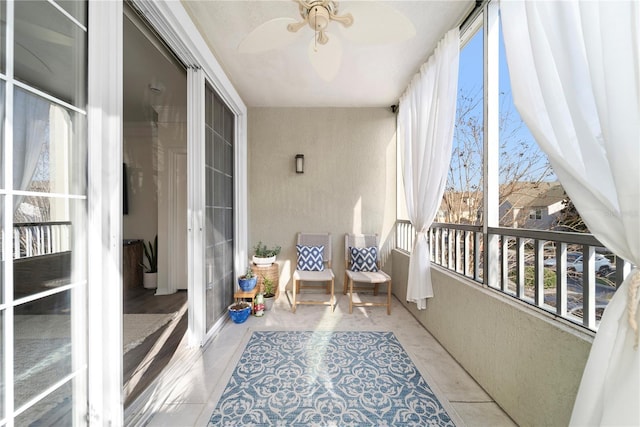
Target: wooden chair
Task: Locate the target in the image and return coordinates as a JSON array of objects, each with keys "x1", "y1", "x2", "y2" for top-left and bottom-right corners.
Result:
[
  {"x1": 344, "y1": 233, "x2": 392, "y2": 315},
  {"x1": 292, "y1": 232, "x2": 335, "y2": 313}
]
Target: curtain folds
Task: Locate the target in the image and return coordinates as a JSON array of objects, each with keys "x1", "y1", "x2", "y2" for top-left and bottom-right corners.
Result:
[
  {"x1": 13, "y1": 88, "x2": 50, "y2": 211},
  {"x1": 500, "y1": 1, "x2": 640, "y2": 424},
  {"x1": 398, "y1": 27, "x2": 460, "y2": 309}
]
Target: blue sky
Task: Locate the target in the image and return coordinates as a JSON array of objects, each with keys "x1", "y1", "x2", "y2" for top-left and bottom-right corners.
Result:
[{"x1": 453, "y1": 24, "x2": 555, "y2": 188}]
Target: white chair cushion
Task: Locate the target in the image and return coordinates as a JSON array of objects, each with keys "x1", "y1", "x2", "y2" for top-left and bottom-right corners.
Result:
[
  {"x1": 294, "y1": 269, "x2": 334, "y2": 281},
  {"x1": 346, "y1": 270, "x2": 390, "y2": 284}
]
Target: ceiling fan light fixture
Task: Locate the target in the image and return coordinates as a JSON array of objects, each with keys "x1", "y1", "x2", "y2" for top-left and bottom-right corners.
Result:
[{"x1": 310, "y1": 5, "x2": 329, "y2": 31}]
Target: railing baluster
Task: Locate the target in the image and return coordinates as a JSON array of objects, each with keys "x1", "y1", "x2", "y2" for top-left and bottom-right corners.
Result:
[
  {"x1": 464, "y1": 230, "x2": 470, "y2": 277},
  {"x1": 534, "y1": 239, "x2": 544, "y2": 306},
  {"x1": 501, "y1": 236, "x2": 509, "y2": 292},
  {"x1": 474, "y1": 231, "x2": 481, "y2": 281},
  {"x1": 582, "y1": 245, "x2": 596, "y2": 329},
  {"x1": 556, "y1": 242, "x2": 568, "y2": 317},
  {"x1": 516, "y1": 237, "x2": 525, "y2": 298},
  {"x1": 12, "y1": 221, "x2": 72, "y2": 260}
]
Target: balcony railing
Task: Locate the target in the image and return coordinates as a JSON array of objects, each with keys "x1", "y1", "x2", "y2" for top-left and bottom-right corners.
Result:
[
  {"x1": 12, "y1": 221, "x2": 72, "y2": 259},
  {"x1": 395, "y1": 220, "x2": 633, "y2": 331}
]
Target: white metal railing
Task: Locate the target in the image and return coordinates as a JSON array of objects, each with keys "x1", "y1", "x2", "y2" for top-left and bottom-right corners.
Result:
[
  {"x1": 12, "y1": 221, "x2": 72, "y2": 259},
  {"x1": 395, "y1": 220, "x2": 633, "y2": 331}
]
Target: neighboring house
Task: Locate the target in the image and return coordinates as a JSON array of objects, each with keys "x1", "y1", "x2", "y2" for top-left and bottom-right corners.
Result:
[
  {"x1": 499, "y1": 181, "x2": 566, "y2": 229},
  {"x1": 439, "y1": 191, "x2": 482, "y2": 224},
  {"x1": 440, "y1": 182, "x2": 567, "y2": 229}
]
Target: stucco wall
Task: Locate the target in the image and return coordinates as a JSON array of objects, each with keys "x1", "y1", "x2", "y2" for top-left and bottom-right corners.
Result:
[
  {"x1": 123, "y1": 122, "x2": 158, "y2": 243},
  {"x1": 391, "y1": 249, "x2": 593, "y2": 426},
  {"x1": 248, "y1": 107, "x2": 396, "y2": 292}
]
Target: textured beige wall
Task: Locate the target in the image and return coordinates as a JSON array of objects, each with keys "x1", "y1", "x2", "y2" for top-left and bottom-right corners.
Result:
[
  {"x1": 391, "y1": 250, "x2": 593, "y2": 426},
  {"x1": 123, "y1": 122, "x2": 158, "y2": 243},
  {"x1": 248, "y1": 107, "x2": 397, "y2": 292}
]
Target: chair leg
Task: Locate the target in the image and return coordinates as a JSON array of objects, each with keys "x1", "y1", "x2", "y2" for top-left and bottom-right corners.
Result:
[
  {"x1": 374, "y1": 283, "x2": 379, "y2": 296},
  {"x1": 292, "y1": 279, "x2": 297, "y2": 313},
  {"x1": 349, "y1": 277, "x2": 353, "y2": 314},
  {"x1": 343, "y1": 272, "x2": 348, "y2": 295},
  {"x1": 330, "y1": 278, "x2": 335, "y2": 312},
  {"x1": 386, "y1": 279, "x2": 392, "y2": 315}
]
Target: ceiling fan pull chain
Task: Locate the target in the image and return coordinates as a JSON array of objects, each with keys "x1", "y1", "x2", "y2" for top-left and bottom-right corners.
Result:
[{"x1": 313, "y1": 6, "x2": 318, "y2": 51}]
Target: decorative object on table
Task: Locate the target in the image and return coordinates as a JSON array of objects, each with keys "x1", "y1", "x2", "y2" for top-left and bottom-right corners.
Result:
[
  {"x1": 208, "y1": 331, "x2": 458, "y2": 426},
  {"x1": 262, "y1": 277, "x2": 276, "y2": 311},
  {"x1": 228, "y1": 301, "x2": 252, "y2": 324},
  {"x1": 238, "y1": 267, "x2": 257, "y2": 291},
  {"x1": 252, "y1": 241, "x2": 281, "y2": 266},
  {"x1": 140, "y1": 235, "x2": 158, "y2": 289},
  {"x1": 254, "y1": 293, "x2": 265, "y2": 317}
]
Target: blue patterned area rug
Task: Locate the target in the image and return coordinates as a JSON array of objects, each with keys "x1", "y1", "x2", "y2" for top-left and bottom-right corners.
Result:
[{"x1": 208, "y1": 331, "x2": 457, "y2": 426}]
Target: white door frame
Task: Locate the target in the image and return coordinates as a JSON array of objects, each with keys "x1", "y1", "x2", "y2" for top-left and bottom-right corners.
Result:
[
  {"x1": 187, "y1": 68, "x2": 206, "y2": 346},
  {"x1": 88, "y1": 0, "x2": 249, "y2": 423},
  {"x1": 88, "y1": 1, "x2": 124, "y2": 424},
  {"x1": 131, "y1": 0, "x2": 248, "y2": 348}
]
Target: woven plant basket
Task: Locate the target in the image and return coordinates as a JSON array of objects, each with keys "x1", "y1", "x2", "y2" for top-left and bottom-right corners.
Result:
[{"x1": 251, "y1": 263, "x2": 279, "y2": 298}]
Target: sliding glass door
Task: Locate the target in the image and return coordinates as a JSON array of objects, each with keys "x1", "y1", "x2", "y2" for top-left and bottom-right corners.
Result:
[
  {"x1": 1, "y1": 0, "x2": 88, "y2": 424},
  {"x1": 204, "y1": 83, "x2": 235, "y2": 333}
]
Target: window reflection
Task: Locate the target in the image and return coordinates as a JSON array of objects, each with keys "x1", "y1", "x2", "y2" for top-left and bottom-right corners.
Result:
[
  {"x1": 15, "y1": 0, "x2": 86, "y2": 108},
  {"x1": 15, "y1": 385, "x2": 72, "y2": 426},
  {"x1": 13, "y1": 196, "x2": 77, "y2": 299},
  {"x1": 12, "y1": 87, "x2": 86, "y2": 196},
  {"x1": 14, "y1": 292, "x2": 72, "y2": 414},
  {"x1": 2, "y1": 1, "x2": 88, "y2": 424},
  {"x1": 55, "y1": 1, "x2": 87, "y2": 27}
]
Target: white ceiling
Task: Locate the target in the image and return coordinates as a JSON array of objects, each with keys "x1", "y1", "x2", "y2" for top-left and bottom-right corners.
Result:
[
  {"x1": 181, "y1": 1, "x2": 475, "y2": 108},
  {"x1": 124, "y1": 12, "x2": 187, "y2": 122}
]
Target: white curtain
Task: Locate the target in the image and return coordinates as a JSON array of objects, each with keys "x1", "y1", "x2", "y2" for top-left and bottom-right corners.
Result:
[
  {"x1": 13, "y1": 88, "x2": 50, "y2": 212},
  {"x1": 398, "y1": 27, "x2": 459, "y2": 309},
  {"x1": 500, "y1": 1, "x2": 640, "y2": 425}
]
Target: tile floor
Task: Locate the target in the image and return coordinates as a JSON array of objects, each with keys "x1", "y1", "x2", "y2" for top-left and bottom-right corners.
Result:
[{"x1": 146, "y1": 293, "x2": 517, "y2": 426}]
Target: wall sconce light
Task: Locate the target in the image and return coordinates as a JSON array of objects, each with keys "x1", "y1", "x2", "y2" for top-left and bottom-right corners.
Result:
[{"x1": 295, "y1": 154, "x2": 304, "y2": 174}]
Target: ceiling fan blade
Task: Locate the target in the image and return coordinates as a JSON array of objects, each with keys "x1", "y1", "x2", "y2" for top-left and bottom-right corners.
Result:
[
  {"x1": 340, "y1": 2, "x2": 416, "y2": 45},
  {"x1": 308, "y1": 34, "x2": 342, "y2": 82},
  {"x1": 238, "y1": 18, "x2": 301, "y2": 53}
]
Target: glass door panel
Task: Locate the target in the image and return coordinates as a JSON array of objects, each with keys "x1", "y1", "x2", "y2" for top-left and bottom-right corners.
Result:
[
  {"x1": 1, "y1": 1, "x2": 87, "y2": 424},
  {"x1": 204, "y1": 84, "x2": 234, "y2": 332}
]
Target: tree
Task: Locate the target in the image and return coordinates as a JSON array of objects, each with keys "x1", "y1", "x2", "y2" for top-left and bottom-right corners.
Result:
[
  {"x1": 553, "y1": 197, "x2": 589, "y2": 232},
  {"x1": 442, "y1": 87, "x2": 556, "y2": 227}
]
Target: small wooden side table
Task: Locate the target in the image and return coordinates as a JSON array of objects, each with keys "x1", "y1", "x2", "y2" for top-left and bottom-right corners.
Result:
[
  {"x1": 234, "y1": 286, "x2": 258, "y2": 313},
  {"x1": 251, "y1": 262, "x2": 280, "y2": 299}
]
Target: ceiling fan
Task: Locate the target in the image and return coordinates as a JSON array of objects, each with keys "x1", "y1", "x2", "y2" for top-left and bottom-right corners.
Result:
[{"x1": 238, "y1": 0, "x2": 416, "y2": 82}]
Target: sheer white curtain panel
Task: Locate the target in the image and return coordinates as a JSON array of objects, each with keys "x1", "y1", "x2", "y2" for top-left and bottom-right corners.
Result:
[
  {"x1": 398, "y1": 27, "x2": 459, "y2": 310},
  {"x1": 13, "y1": 89, "x2": 50, "y2": 212},
  {"x1": 500, "y1": 1, "x2": 640, "y2": 425}
]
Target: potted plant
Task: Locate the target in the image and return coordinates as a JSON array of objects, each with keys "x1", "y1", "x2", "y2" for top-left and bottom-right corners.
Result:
[
  {"x1": 228, "y1": 301, "x2": 252, "y2": 324},
  {"x1": 262, "y1": 276, "x2": 277, "y2": 311},
  {"x1": 141, "y1": 235, "x2": 158, "y2": 289},
  {"x1": 252, "y1": 241, "x2": 281, "y2": 266},
  {"x1": 238, "y1": 267, "x2": 257, "y2": 291}
]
